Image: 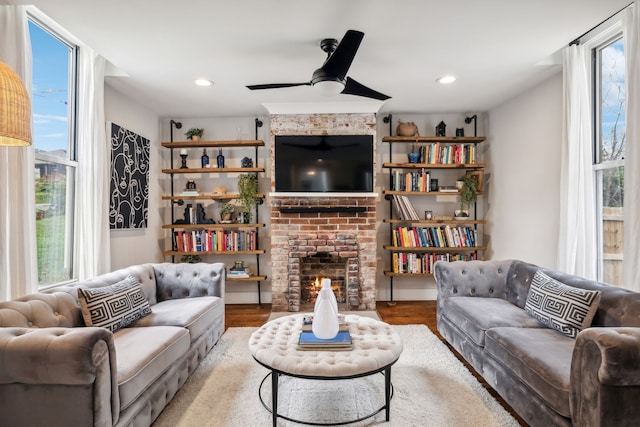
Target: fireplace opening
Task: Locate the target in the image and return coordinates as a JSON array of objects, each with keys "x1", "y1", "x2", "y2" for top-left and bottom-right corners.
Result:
[{"x1": 299, "y1": 253, "x2": 347, "y2": 311}]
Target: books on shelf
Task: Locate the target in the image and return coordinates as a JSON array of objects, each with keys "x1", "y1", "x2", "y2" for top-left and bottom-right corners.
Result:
[
  {"x1": 180, "y1": 190, "x2": 200, "y2": 197},
  {"x1": 392, "y1": 252, "x2": 478, "y2": 274},
  {"x1": 391, "y1": 169, "x2": 430, "y2": 192},
  {"x1": 173, "y1": 229, "x2": 257, "y2": 252},
  {"x1": 438, "y1": 186, "x2": 458, "y2": 193},
  {"x1": 297, "y1": 330, "x2": 352, "y2": 350},
  {"x1": 391, "y1": 195, "x2": 420, "y2": 221},
  {"x1": 391, "y1": 225, "x2": 478, "y2": 249},
  {"x1": 228, "y1": 266, "x2": 251, "y2": 278}
]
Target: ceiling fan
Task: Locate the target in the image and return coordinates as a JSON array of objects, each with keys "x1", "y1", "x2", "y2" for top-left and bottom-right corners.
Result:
[{"x1": 246, "y1": 30, "x2": 390, "y2": 101}]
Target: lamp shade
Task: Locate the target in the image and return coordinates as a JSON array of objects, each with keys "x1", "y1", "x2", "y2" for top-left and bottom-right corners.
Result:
[{"x1": 0, "y1": 61, "x2": 32, "y2": 146}]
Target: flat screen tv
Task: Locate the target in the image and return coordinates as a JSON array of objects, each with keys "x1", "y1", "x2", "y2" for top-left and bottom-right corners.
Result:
[{"x1": 275, "y1": 135, "x2": 373, "y2": 193}]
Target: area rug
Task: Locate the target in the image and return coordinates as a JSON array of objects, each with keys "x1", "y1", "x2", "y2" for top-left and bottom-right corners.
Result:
[{"x1": 152, "y1": 325, "x2": 520, "y2": 426}]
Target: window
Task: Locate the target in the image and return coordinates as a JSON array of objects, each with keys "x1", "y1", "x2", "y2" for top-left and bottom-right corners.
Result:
[
  {"x1": 29, "y1": 18, "x2": 78, "y2": 286},
  {"x1": 594, "y1": 36, "x2": 625, "y2": 286}
]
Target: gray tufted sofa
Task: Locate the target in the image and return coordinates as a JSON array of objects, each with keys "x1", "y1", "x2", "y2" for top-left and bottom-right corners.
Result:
[
  {"x1": 0, "y1": 262, "x2": 225, "y2": 427},
  {"x1": 434, "y1": 259, "x2": 640, "y2": 427}
]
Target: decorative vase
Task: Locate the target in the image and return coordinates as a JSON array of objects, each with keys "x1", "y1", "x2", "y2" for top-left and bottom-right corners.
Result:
[
  {"x1": 408, "y1": 152, "x2": 420, "y2": 163},
  {"x1": 201, "y1": 149, "x2": 209, "y2": 168},
  {"x1": 396, "y1": 121, "x2": 419, "y2": 137},
  {"x1": 191, "y1": 135, "x2": 200, "y2": 141},
  {"x1": 312, "y1": 278, "x2": 339, "y2": 339},
  {"x1": 217, "y1": 148, "x2": 225, "y2": 168}
]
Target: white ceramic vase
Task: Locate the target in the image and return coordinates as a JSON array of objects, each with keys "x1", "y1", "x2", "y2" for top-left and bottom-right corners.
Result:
[{"x1": 312, "y1": 279, "x2": 339, "y2": 339}]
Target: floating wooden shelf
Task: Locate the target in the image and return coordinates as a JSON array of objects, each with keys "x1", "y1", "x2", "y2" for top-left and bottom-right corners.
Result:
[
  {"x1": 161, "y1": 140, "x2": 264, "y2": 148},
  {"x1": 162, "y1": 249, "x2": 265, "y2": 256},
  {"x1": 162, "y1": 167, "x2": 264, "y2": 174},
  {"x1": 162, "y1": 193, "x2": 265, "y2": 201},
  {"x1": 384, "y1": 271, "x2": 434, "y2": 278},
  {"x1": 382, "y1": 162, "x2": 485, "y2": 169},
  {"x1": 383, "y1": 246, "x2": 486, "y2": 253},
  {"x1": 227, "y1": 275, "x2": 267, "y2": 282},
  {"x1": 382, "y1": 136, "x2": 486, "y2": 143},
  {"x1": 383, "y1": 219, "x2": 486, "y2": 225},
  {"x1": 162, "y1": 223, "x2": 264, "y2": 229}
]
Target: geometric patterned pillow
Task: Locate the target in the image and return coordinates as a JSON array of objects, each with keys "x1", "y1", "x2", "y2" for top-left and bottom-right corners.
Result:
[
  {"x1": 78, "y1": 275, "x2": 152, "y2": 332},
  {"x1": 524, "y1": 270, "x2": 601, "y2": 338}
]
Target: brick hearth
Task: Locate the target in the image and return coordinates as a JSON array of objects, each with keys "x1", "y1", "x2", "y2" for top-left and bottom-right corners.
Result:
[{"x1": 269, "y1": 113, "x2": 378, "y2": 312}]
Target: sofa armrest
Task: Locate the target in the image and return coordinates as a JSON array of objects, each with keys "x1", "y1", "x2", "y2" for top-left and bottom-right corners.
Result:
[
  {"x1": 570, "y1": 327, "x2": 640, "y2": 426},
  {"x1": 0, "y1": 326, "x2": 119, "y2": 425},
  {"x1": 434, "y1": 259, "x2": 512, "y2": 300},
  {"x1": 153, "y1": 262, "x2": 226, "y2": 301}
]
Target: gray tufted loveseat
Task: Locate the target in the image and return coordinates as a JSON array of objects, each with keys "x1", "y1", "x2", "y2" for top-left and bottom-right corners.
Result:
[
  {"x1": 434, "y1": 259, "x2": 640, "y2": 427},
  {"x1": 0, "y1": 262, "x2": 225, "y2": 427}
]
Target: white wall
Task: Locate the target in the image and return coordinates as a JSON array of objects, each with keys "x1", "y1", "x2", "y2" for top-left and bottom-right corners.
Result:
[
  {"x1": 107, "y1": 70, "x2": 564, "y2": 302},
  {"x1": 105, "y1": 84, "x2": 163, "y2": 269},
  {"x1": 486, "y1": 71, "x2": 563, "y2": 268}
]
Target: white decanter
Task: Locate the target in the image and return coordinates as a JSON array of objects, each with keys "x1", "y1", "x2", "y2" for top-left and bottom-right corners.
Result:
[{"x1": 312, "y1": 278, "x2": 339, "y2": 339}]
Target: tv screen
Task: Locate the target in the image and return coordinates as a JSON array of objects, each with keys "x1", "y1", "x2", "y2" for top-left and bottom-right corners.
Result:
[{"x1": 275, "y1": 135, "x2": 373, "y2": 193}]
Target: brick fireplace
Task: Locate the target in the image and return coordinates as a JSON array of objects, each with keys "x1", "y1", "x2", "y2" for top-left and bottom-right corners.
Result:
[{"x1": 269, "y1": 113, "x2": 378, "y2": 312}]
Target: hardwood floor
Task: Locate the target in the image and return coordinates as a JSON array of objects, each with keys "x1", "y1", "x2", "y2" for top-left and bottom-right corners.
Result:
[{"x1": 225, "y1": 300, "x2": 528, "y2": 426}]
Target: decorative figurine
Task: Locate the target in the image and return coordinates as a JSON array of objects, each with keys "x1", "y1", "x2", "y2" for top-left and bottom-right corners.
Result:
[
  {"x1": 435, "y1": 121, "x2": 446, "y2": 137},
  {"x1": 241, "y1": 156, "x2": 253, "y2": 168}
]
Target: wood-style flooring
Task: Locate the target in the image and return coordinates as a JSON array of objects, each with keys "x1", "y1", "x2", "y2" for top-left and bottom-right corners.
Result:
[{"x1": 225, "y1": 300, "x2": 528, "y2": 426}]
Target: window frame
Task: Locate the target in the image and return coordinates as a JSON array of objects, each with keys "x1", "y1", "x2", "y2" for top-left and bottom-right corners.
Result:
[
  {"x1": 590, "y1": 30, "x2": 625, "y2": 284},
  {"x1": 28, "y1": 12, "x2": 80, "y2": 289}
]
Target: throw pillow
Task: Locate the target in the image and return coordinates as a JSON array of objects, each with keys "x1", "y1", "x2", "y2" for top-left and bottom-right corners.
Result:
[
  {"x1": 524, "y1": 270, "x2": 601, "y2": 338},
  {"x1": 78, "y1": 275, "x2": 152, "y2": 332}
]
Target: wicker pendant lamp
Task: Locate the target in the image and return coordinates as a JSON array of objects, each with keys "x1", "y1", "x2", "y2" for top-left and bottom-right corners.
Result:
[{"x1": 0, "y1": 61, "x2": 32, "y2": 146}]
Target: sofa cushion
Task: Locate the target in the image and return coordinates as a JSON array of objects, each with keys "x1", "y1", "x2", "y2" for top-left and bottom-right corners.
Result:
[
  {"x1": 78, "y1": 276, "x2": 152, "y2": 332},
  {"x1": 525, "y1": 270, "x2": 601, "y2": 338},
  {"x1": 441, "y1": 297, "x2": 543, "y2": 347},
  {"x1": 485, "y1": 327, "x2": 574, "y2": 418},
  {"x1": 133, "y1": 296, "x2": 223, "y2": 342},
  {"x1": 114, "y1": 325, "x2": 189, "y2": 410}
]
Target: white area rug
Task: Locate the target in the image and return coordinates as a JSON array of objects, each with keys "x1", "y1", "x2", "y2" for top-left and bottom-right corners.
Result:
[{"x1": 153, "y1": 325, "x2": 519, "y2": 426}]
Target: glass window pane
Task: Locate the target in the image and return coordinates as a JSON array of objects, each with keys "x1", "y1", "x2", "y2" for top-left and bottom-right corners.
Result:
[
  {"x1": 598, "y1": 38, "x2": 625, "y2": 163},
  {"x1": 29, "y1": 20, "x2": 72, "y2": 156},
  {"x1": 600, "y1": 166, "x2": 624, "y2": 286},
  {"x1": 35, "y1": 161, "x2": 74, "y2": 285}
]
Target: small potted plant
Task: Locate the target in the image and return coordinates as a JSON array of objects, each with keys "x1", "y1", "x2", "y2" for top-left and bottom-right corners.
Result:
[
  {"x1": 455, "y1": 175, "x2": 478, "y2": 219},
  {"x1": 180, "y1": 254, "x2": 201, "y2": 263},
  {"x1": 237, "y1": 173, "x2": 259, "y2": 223},
  {"x1": 219, "y1": 202, "x2": 234, "y2": 222},
  {"x1": 407, "y1": 142, "x2": 420, "y2": 163},
  {"x1": 185, "y1": 128, "x2": 204, "y2": 141}
]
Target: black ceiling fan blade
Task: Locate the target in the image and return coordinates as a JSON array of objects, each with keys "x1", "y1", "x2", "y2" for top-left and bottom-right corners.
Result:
[
  {"x1": 321, "y1": 30, "x2": 364, "y2": 80},
  {"x1": 341, "y1": 77, "x2": 391, "y2": 101},
  {"x1": 246, "y1": 82, "x2": 311, "y2": 90}
]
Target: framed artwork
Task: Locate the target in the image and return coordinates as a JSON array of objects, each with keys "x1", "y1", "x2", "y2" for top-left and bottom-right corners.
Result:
[
  {"x1": 466, "y1": 170, "x2": 484, "y2": 192},
  {"x1": 109, "y1": 122, "x2": 150, "y2": 229}
]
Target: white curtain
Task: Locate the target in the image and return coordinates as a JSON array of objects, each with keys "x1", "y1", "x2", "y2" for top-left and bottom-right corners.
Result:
[
  {"x1": 0, "y1": 6, "x2": 38, "y2": 300},
  {"x1": 623, "y1": 2, "x2": 640, "y2": 291},
  {"x1": 75, "y1": 48, "x2": 110, "y2": 279},
  {"x1": 557, "y1": 44, "x2": 597, "y2": 279}
]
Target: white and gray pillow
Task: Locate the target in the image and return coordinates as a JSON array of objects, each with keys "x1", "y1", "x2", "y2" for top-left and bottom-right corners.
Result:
[
  {"x1": 524, "y1": 270, "x2": 601, "y2": 338},
  {"x1": 78, "y1": 275, "x2": 152, "y2": 332}
]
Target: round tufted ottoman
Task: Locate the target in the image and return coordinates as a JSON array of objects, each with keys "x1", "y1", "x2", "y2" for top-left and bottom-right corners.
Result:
[{"x1": 248, "y1": 313, "x2": 403, "y2": 426}]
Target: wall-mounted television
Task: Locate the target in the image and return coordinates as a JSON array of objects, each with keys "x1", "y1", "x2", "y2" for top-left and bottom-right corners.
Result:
[{"x1": 274, "y1": 135, "x2": 374, "y2": 193}]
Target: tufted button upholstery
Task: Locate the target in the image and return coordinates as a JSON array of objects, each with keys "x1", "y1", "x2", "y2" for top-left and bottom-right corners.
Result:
[
  {"x1": 0, "y1": 292, "x2": 81, "y2": 328},
  {"x1": 249, "y1": 314, "x2": 403, "y2": 377}
]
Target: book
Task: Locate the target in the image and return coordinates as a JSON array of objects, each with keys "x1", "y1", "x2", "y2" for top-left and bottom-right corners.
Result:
[{"x1": 297, "y1": 330, "x2": 352, "y2": 350}]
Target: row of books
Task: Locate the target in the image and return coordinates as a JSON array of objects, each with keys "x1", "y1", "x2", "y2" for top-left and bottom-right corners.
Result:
[
  {"x1": 414, "y1": 143, "x2": 477, "y2": 165},
  {"x1": 174, "y1": 229, "x2": 257, "y2": 252},
  {"x1": 391, "y1": 252, "x2": 478, "y2": 274},
  {"x1": 391, "y1": 170, "x2": 431, "y2": 192},
  {"x1": 391, "y1": 195, "x2": 421, "y2": 220},
  {"x1": 392, "y1": 225, "x2": 478, "y2": 248}
]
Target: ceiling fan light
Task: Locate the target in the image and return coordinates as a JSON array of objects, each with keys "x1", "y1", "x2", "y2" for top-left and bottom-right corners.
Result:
[
  {"x1": 437, "y1": 75, "x2": 456, "y2": 84},
  {"x1": 314, "y1": 80, "x2": 344, "y2": 96},
  {"x1": 194, "y1": 79, "x2": 212, "y2": 87}
]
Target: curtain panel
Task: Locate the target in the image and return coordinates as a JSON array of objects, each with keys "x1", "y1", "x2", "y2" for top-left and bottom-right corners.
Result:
[
  {"x1": 0, "y1": 6, "x2": 38, "y2": 301},
  {"x1": 557, "y1": 44, "x2": 597, "y2": 279}
]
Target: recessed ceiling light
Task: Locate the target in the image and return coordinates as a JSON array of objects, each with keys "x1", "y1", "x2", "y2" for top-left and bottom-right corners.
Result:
[
  {"x1": 437, "y1": 75, "x2": 456, "y2": 84},
  {"x1": 194, "y1": 79, "x2": 212, "y2": 87}
]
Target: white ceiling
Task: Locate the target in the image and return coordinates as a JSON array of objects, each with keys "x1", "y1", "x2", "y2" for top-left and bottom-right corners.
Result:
[{"x1": 6, "y1": 0, "x2": 631, "y2": 118}]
